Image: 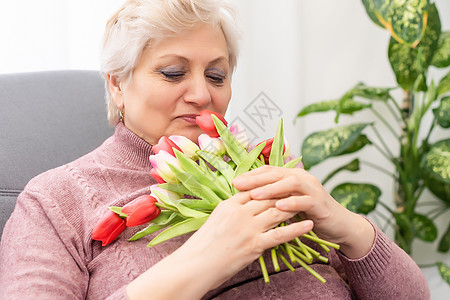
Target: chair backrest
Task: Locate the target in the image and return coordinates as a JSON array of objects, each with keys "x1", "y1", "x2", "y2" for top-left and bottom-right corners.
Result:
[{"x1": 0, "y1": 70, "x2": 114, "y2": 235}]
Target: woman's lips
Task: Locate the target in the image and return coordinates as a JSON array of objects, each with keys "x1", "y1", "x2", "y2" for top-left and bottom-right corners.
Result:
[{"x1": 178, "y1": 114, "x2": 199, "y2": 124}]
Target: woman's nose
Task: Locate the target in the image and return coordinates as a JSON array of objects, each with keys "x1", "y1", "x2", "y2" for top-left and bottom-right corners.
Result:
[{"x1": 183, "y1": 75, "x2": 212, "y2": 106}]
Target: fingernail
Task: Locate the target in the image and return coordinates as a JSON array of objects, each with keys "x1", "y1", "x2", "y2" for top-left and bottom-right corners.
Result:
[
  {"x1": 276, "y1": 200, "x2": 287, "y2": 210},
  {"x1": 303, "y1": 220, "x2": 314, "y2": 229}
]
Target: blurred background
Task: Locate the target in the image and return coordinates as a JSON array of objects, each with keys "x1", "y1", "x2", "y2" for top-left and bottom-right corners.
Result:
[{"x1": 0, "y1": 0, "x2": 449, "y2": 298}]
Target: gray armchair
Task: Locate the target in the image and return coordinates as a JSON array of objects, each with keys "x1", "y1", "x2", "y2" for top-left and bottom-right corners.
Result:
[{"x1": 0, "y1": 70, "x2": 114, "y2": 234}]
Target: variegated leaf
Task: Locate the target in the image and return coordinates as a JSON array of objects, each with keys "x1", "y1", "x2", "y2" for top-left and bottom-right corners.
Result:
[
  {"x1": 301, "y1": 123, "x2": 369, "y2": 169},
  {"x1": 331, "y1": 182, "x2": 380, "y2": 214},
  {"x1": 420, "y1": 139, "x2": 450, "y2": 205}
]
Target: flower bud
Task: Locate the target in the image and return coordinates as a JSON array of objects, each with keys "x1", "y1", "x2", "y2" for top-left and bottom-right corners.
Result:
[
  {"x1": 150, "y1": 184, "x2": 183, "y2": 203},
  {"x1": 92, "y1": 210, "x2": 126, "y2": 246},
  {"x1": 153, "y1": 136, "x2": 182, "y2": 157},
  {"x1": 198, "y1": 134, "x2": 226, "y2": 156},
  {"x1": 150, "y1": 168, "x2": 166, "y2": 184},
  {"x1": 195, "y1": 109, "x2": 228, "y2": 138},
  {"x1": 121, "y1": 195, "x2": 160, "y2": 227},
  {"x1": 229, "y1": 123, "x2": 250, "y2": 150},
  {"x1": 257, "y1": 137, "x2": 288, "y2": 164},
  {"x1": 149, "y1": 150, "x2": 183, "y2": 184},
  {"x1": 168, "y1": 135, "x2": 199, "y2": 160}
]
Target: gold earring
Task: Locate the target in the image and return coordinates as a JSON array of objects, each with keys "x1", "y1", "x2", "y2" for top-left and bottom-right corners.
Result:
[{"x1": 119, "y1": 107, "x2": 124, "y2": 122}]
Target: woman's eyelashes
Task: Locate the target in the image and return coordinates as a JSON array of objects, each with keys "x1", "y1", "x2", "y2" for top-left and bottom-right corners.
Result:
[
  {"x1": 158, "y1": 66, "x2": 226, "y2": 86},
  {"x1": 206, "y1": 68, "x2": 226, "y2": 86}
]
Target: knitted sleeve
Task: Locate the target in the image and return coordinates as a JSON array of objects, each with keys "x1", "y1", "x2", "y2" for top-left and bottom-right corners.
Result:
[
  {"x1": 336, "y1": 222, "x2": 430, "y2": 299},
  {"x1": 0, "y1": 187, "x2": 91, "y2": 299},
  {"x1": 0, "y1": 179, "x2": 129, "y2": 300}
]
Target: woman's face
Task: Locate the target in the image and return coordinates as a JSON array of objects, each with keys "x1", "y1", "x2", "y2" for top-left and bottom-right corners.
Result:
[{"x1": 114, "y1": 24, "x2": 232, "y2": 145}]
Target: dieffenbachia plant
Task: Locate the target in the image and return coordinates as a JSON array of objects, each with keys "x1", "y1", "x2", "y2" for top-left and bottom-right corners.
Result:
[{"x1": 296, "y1": 0, "x2": 449, "y2": 285}]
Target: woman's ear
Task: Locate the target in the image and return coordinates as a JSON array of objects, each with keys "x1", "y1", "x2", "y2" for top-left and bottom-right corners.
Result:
[{"x1": 107, "y1": 74, "x2": 124, "y2": 108}]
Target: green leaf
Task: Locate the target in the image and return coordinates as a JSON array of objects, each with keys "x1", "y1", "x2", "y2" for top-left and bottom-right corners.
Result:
[
  {"x1": 438, "y1": 221, "x2": 450, "y2": 253},
  {"x1": 340, "y1": 134, "x2": 372, "y2": 155},
  {"x1": 283, "y1": 156, "x2": 303, "y2": 169},
  {"x1": 269, "y1": 118, "x2": 284, "y2": 167},
  {"x1": 168, "y1": 164, "x2": 224, "y2": 206},
  {"x1": 178, "y1": 198, "x2": 216, "y2": 212},
  {"x1": 157, "y1": 183, "x2": 194, "y2": 197},
  {"x1": 431, "y1": 31, "x2": 450, "y2": 68},
  {"x1": 437, "y1": 72, "x2": 450, "y2": 96},
  {"x1": 296, "y1": 99, "x2": 371, "y2": 118},
  {"x1": 389, "y1": 0, "x2": 429, "y2": 46},
  {"x1": 109, "y1": 206, "x2": 127, "y2": 218},
  {"x1": 351, "y1": 82, "x2": 394, "y2": 102},
  {"x1": 301, "y1": 123, "x2": 369, "y2": 169},
  {"x1": 177, "y1": 204, "x2": 209, "y2": 219},
  {"x1": 420, "y1": 139, "x2": 450, "y2": 205},
  {"x1": 322, "y1": 159, "x2": 360, "y2": 186},
  {"x1": 330, "y1": 182, "x2": 380, "y2": 214},
  {"x1": 388, "y1": 3, "x2": 441, "y2": 90},
  {"x1": 197, "y1": 150, "x2": 235, "y2": 185},
  {"x1": 433, "y1": 96, "x2": 450, "y2": 128},
  {"x1": 437, "y1": 262, "x2": 450, "y2": 285},
  {"x1": 361, "y1": 0, "x2": 385, "y2": 28},
  {"x1": 234, "y1": 141, "x2": 266, "y2": 178},
  {"x1": 128, "y1": 212, "x2": 181, "y2": 241},
  {"x1": 212, "y1": 115, "x2": 248, "y2": 165},
  {"x1": 411, "y1": 213, "x2": 437, "y2": 242},
  {"x1": 147, "y1": 216, "x2": 209, "y2": 247},
  {"x1": 174, "y1": 149, "x2": 231, "y2": 199}
]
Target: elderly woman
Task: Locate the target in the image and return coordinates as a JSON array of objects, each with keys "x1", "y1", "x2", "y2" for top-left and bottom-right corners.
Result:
[{"x1": 0, "y1": 0, "x2": 429, "y2": 299}]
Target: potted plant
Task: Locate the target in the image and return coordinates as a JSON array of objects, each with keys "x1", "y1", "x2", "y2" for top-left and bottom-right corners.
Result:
[{"x1": 296, "y1": 0, "x2": 449, "y2": 285}]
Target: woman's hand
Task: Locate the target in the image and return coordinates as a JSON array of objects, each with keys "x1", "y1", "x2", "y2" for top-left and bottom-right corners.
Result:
[
  {"x1": 181, "y1": 191, "x2": 314, "y2": 287},
  {"x1": 127, "y1": 190, "x2": 313, "y2": 299},
  {"x1": 232, "y1": 165, "x2": 375, "y2": 259}
]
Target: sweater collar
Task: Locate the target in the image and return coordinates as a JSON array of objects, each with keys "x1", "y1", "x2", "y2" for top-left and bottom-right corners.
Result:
[{"x1": 110, "y1": 122, "x2": 154, "y2": 170}]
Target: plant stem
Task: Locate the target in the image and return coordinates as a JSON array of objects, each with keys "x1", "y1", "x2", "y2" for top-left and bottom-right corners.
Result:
[
  {"x1": 371, "y1": 107, "x2": 399, "y2": 138},
  {"x1": 360, "y1": 160, "x2": 396, "y2": 178},
  {"x1": 386, "y1": 98, "x2": 402, "y2": 122},
  {"x1": 418, "y1": 263, "x2": 438, "y2": 268},
  {"x1": 259, "y1": 256, "x2": 270, "y2": 283},
  {"x1": 388, "y1": 95, "x2": 408, "y2": 125},
  {"x1": 371, "y1": 141, "x2": 393, "y2": 162},
  {"x1": 430, "y1": 209, "x2": 448, "y2": 221},
  {"x1": 378, "y1": 201, "x2": 396, "y2": 216},
  {"x1": 423, "y1": 119, "x2": 436, "y2": 147},
  {"x1": 370, "y1": 124, "x2": 395, "y2": 159}
]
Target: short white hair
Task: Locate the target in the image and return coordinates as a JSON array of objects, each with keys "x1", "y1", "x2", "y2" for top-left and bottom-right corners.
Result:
[{"x1": 100, "y1": 0, "x2": 241, "y2": 124}]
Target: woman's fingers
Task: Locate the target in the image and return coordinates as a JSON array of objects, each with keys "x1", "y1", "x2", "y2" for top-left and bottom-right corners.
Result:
[
  {"x1": 254, "y1": 207, "x2": 298, "y2": 231},
  {"x1": 259, "y1": 220, "x2": 314, "y2": 249}
]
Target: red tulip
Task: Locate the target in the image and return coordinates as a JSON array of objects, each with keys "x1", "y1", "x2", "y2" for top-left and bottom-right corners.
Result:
[
  {"x1": 195, "y1": 110, "x2": 228, "y2": 137},
  {"x1": 92, "y1": 210, "x2": 126, "y2": 246},
  {"x1": 151, "y1": 168, "x2": 166, "y2": 184},
  {"x1": 153, "y1": 136, "x2": 182, "y2": 157},
  {"x1": 121, "y1": 195, "x2": 160, "y2": 227},
  {"x1": 257, "y1": 137, "x2": 287, "y2": 164}
]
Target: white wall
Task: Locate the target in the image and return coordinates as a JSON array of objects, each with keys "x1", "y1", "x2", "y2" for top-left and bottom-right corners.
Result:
[{"x1": 1, "y1": 0, "x2": 449, "y2": 298}]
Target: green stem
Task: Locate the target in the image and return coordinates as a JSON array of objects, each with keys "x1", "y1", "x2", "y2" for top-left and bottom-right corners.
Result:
[
  {"x1": 292, "y1": 256, "x2": 326, "y2": 284},
  {"x1": 423, "y1": 119, "x2": 436, "y2": 147},
  {"x1": 360, "y1": 160, "x2": 396, "y2": 179},
  {"x1": 277, "y1": 251, "x2": 295, "y2": 272},
  {"x1": 371, "y1": 140, "x2": 394, "y2": 162},
  {"x1": 388, "y1": 95, "x2": 407, "y2": 125},
  {"x1": 302, "y1": 234, "x2": 340, "y2": 250},
  {"x1": 430, "y1": 209, "x2": 448, "y2": 221},
  {"x1": 418, "y1": 263, "x2": 438, "y2": 268},
  {"x1": 259, "y1": 256, "x2": 270, "y2": 283},
  {"x1": 370, "y1": 124, "x2": 395, "y2": 159},
  {"x1": 378, "y1": 201, "x2": 396, "y2": 216},
  {"x1": 271, "y1": 248, "x2": 280, "y2": 272},
  {"x1": 371, "y1": 107, "x2": 399, "y2": 138}
]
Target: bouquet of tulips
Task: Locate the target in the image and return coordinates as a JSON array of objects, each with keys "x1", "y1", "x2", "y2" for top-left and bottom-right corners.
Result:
[{"x1": 93, "y1": 110, "x2": 340, "y2": 283}]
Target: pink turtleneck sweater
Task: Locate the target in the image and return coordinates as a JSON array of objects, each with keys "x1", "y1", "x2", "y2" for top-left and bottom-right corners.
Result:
[{"x1": 0, "y1": 122, "x2": 429, "y2": 299}]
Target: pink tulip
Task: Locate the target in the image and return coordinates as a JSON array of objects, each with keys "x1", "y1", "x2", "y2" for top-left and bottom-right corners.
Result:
[
  {"x1": 121, "y1": 195, "x2": 160, "y2": 227},
  {"x1": 149, "y1": 150, "x2": 182, "y2": 184},
  {"x1": 168, "y1": 135, "x2": 199, "y2": 160},
  {"x1": 150, "y1": 184, "x2": 182, "y2": 203},
  {"x1": 92, "y1": 210, "x2": 126, "y2": 246},
  {"x1": 195, "y1": 110, "x2": 228, "y2": 138},
  {"x1": 153, "y1": 136, "x2": 182, "y2": 157},
  {"x1": 198, "y1": 134, "x2": 226, "y2": 156},
  {"x1": 229, "y1": 123, "x2": 250, "y2": 150}
]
